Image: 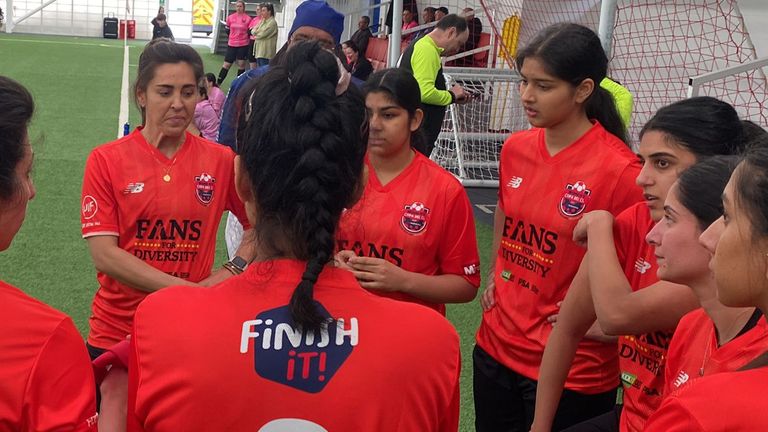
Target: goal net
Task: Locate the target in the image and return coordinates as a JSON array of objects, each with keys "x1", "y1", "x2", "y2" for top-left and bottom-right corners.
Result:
[{"x1": 435, "y1": 0, "x2": 768, "y2": 186}]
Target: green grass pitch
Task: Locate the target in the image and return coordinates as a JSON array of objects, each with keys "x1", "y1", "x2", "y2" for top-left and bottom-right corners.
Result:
[{"x1": 0, "y1": 33, "x2": 494, "y2": 430}]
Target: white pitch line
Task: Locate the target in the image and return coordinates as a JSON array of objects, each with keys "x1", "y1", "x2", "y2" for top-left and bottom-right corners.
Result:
[{"x1": 117, "y1": 44, "x2": 130, "y2": 138}]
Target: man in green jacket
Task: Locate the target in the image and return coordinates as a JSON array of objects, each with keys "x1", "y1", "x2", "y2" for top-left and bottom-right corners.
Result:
[{"x1": 399, "y1": 14, "x2": 469, "y2": 156}]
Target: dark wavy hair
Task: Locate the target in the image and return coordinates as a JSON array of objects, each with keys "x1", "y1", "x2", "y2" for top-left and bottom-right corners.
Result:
[
  {"x1": 0, "y1": 76, "x2": 35, "y2": 202},
  {"x1": 734, "y1": 136, "x2": 768, "y2": 238},
  {"x1": 516, "y1": 22, "x2": 627, "y2": 144},
  {"x1": 238, "y1": 41, "x2": 367, "y2": 331}
]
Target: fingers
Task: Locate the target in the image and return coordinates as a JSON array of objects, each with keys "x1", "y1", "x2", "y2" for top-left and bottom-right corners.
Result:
[{"x1": 480, "y1": 288, "x2": 495, "y2": 311}]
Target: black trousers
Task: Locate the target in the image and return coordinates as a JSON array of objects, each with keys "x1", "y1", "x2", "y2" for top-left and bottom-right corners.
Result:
[
  {"x1": 86, "y1": 343, "x2": 108, "y2": 409},
  {"x1": 561, "y1": 405, "x2": 622, "y2": 432},
  {"x1": 473, "y1": 345, "x2": 618, "y2": 432}
]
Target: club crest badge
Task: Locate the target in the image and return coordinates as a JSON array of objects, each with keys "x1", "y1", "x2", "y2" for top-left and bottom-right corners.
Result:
[
  {"x1": 194, "y1": 173, "x2": 216, "y2": 205},
  {"x1": 401, "y1": 201, "x2": 430, "y2": 234},
  {"x1": 559, "y1": 181, "x2": 591, "y2": 217}
]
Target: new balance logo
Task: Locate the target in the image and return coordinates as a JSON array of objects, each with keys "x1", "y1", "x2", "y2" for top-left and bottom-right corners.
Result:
[
  {"x1": 123, "y1": 183, "x2": 145, "y2": 194},
  {"x1": 506, "y1": 176, "x2": 523, "y2": 189},
  {"x1": 634, "y1": 258, "x2": 652, "y2": 274},
  {"x1": 673, "y1": 371, "x2": 689, "y2": 388},
  {"x1": 463, "y1": 264, "x2": 479, "y2": 276}
]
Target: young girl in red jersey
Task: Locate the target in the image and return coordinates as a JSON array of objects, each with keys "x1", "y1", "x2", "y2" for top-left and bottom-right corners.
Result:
[
  {"x1": 531, "y1": 98, "x2": 746, "y2": 432},
  {"x1": 646, "y1": 157, "x2": 768, "y2": 398},
  {"x1": 127, "y1": 42, "x2": 461, "y2": 431},
  {"x1": 645, "y1": 139, "x2": 768, "y2": 431},
  {"x1": 0, "y1": 76, "x2": 98, "y2": 430},
  {"x1": 81, "y1": 39, "x2": 254, "y2": 361},
  {"x1": 473, "y1": 22, "x2": 643, "y2": 431},
  {"x1": 335, "y1": 68, "x2": 480, "y2": 314}
]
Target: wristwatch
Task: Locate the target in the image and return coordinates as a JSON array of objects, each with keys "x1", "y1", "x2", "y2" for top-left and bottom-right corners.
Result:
[{"x1": 223, "y1": 256, "x2": 248, "y2": 275}]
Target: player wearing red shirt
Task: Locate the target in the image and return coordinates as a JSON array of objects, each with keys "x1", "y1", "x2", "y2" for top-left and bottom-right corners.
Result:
[
  {"x1": 1, "y1": 282, "x2": 98, "y2": 432},
  {"x1": 127, "y1": 42, "x2": 460, "y2": 432},
  {"x1": 474, "y1": 23, "x2": 642, "y2": 431},
  {"x1": 663, "y1": 308, "x2": 768, "y2": 397},
  {"x1": 646, "y1": 142, "x2": 768, "y2": 431},
  {"x1": 337, "y1": 152, "x2": 480, "y2": 313},
  {"x1": 81, "y1": 41, "x2": 253, "y2": 356},
  {"x1": 128, "y1": 260, "x2": 460, "y2": 431},
  {"x1": 0, "y1": 76, "x2": 97, "y2": 431},
  {"x1": 530, "y1": 97, "x2": 746, "y2": 432},
  {"x1": 336, "y1": 68, "x2": 479, "y2": 313}
]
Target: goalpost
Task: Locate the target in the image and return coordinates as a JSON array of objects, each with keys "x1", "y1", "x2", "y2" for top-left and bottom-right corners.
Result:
[{"x1": 434, "y1": 0, "x2": 768, "y2": 187}]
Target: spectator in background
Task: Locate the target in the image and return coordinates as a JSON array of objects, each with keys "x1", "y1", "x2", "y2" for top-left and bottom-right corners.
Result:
[
  {"x1": 203, "y1": 72, "x2": 225, "y2": 114},
  {"x1": 193, "y1": 79, "x2": 221, "y2": 142},
  {"x1": 351, "y1": 15, "x2": 372, "y2": 56},
  {"x1": 150, "y1": 6, "x2": 164, "y2": 35},
  {"x1": 456, "y1": 7, "x2": 481, "y2": 66},
  {"x1": 151, "y1": 14, "x2": 174, "y2": 40},
  {"x1": 251, "y1": 3, "x2": 278, "y2": 67},
  {"x1": 385, "y1": 0, "x2": 418, "y2": 34},
  {"x1": 342, "y1": 39, "x2": 373, "y2": 80},
  {"x1": 217, "y1": 0, "x2": 251, "y2": 85},
  {"x1": 435, "y1": 6, "x2": 448, "y2": 20},
  {"x1": 413, "y1": 6, "x2": 436, "y2": 39},
  {"x1": 402, "y1": 9, "x2": 419, "y2": 43},
  {"x1": 246, "y1": 5, "x2": 263, "y2": 70}
]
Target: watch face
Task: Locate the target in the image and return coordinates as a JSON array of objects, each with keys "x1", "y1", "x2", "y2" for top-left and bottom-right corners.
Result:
[{"x1": 231, "y1": 256, "x2": 248, "y2": 269}]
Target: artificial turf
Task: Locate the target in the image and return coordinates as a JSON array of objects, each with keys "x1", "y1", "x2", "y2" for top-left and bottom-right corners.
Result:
[{"x1": 0, "y1": 32, "x2": 493, "y2": 430}]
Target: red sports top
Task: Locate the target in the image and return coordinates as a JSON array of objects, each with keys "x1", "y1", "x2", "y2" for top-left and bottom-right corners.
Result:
[
  {"x1": 662, "y1": 308, "x2": 768, "y2": 397},
  {"x1": 476, "y1": 122, "x2": 643, "y2": 392},
  {"x1": 0, "y1": 281, "x2": 98, "y2": 431},
  {"x1": 610, "y1": 202, "x2": 673, "y2": 432},
  {"x1": 127, "y1": 259, "x2": 460, "y2": 432},
  {"x1": 81, "y1": 129, "x2": 249, "y2": 348},
  {"x1": 644, "y1": 366, "x2": 768, "y2": 431},
  {"x1": 336, "y1": 152, "x2": 481, "y2": 314}
]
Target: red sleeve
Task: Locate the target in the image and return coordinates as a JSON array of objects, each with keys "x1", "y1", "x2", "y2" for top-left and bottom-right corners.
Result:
[
  {"x1": 609, "y1": 163, "x2": 643, "y2": 215},
  {"x1": 127, "y1": 335, "x2": 145, "y2": 432},
  {"x1": 644, "y1": 397, "x2": 705, "y2": 432},
  {"x1": 439, "y1": 350, "x2": 461, "y2": 432},
  {"x1": 24, "y1": 318, "x2": 98, "y2": 432},
  {"x1": 437, "y1": 186, "x2": 481, "y2": 287},
  {"x1": 611, "y1": 205, "x2": 635, "y2": 269},
  {"x1": 81, "y1": 150, "x2": 119, "y2": 237},
  {"x1": 225, "y1": 170, "x2": 251, "y2": 230}
]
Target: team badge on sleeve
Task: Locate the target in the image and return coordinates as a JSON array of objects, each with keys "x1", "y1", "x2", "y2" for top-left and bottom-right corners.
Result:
[
  {"x1": 82, "y1": 195, "x2": 98, "y2": 219},
  {"x1": 558, "y1": 181, "x2": 591, "y2": 217},
  {"x1": 401, "y1": 201, "x2": 430, "y2": 234},
  {"x1": 194, "y1": 173, "x2": 216, "y2": 205},
  {"x1": 240, "y1": 303, "x2": 357, "y2": 393}
]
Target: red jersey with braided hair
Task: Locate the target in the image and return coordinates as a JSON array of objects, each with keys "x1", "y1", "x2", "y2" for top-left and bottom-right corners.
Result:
[
  {"x1": 81, "y1": 128, "x2": 250, "y2": 349},
  {"x1": 336, "y1": 152, "x2": 481, "y2": 314},
  {"x1": 476, "y1": 122, "x2": 643, "y2": 393},
  {"x1": 128, "y1": 260, "x2": 460, "y2": 431},
  {"x1": 0, "y1": 280, "x2": 98, "y2": 431}
]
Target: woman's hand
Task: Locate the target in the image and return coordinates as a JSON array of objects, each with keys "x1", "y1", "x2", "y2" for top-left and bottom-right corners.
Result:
[
  {"x1": 345, "y1": 256, "x2": 409, "y2": 292},
  {"x1": 572, "y1": 210, "x2": 614, "y2": 247},
  {"x1": 480, "y1": 279, "x2": 495, "y2": 311}
]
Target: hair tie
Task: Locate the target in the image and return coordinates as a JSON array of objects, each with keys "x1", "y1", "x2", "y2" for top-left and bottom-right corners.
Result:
[{"x1": 334, "y1": 55, "x2": 351, "y2": 96}]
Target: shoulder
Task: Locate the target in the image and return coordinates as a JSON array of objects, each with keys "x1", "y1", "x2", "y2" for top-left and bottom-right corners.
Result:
[
  {"x1": 416, "y1": 154, "x2": 464, "y2": 190},
  {"x1": 0, "y1": 280, "x2": 75, "y2": 342},
  {"x1": 88, "y1": 133, "x2": 134, "y2": 159},
  {"x1": 502, "y1": 127, "x2": 539, "y2": 150},
  {"x1": 590, "y1": 122, "x2": 637, "y2": 161},
  {"x1": 189, "y1": 133, "x2": 235, "y2": 158}
]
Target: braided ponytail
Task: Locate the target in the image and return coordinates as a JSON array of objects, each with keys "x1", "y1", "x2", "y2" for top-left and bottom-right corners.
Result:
[{"x1": 238, "y1": 41, "x2": 366, "y2": 332}]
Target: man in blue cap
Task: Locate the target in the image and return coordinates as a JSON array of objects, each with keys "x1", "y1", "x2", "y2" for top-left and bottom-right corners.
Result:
[
  {"x1": 217, "y1": 0, "x2": 344, "y2": 151},
  {"x1": 218, "y1": 0, "x2": 345, "y2": 260}
]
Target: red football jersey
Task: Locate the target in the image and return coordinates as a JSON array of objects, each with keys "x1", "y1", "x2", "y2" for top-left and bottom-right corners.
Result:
[
  {"x1": 476, "y1": 122, "x2": 643, "y2": 393},
  {"x1": 0, "y1": 281, "x2": 98, "y2": 431},
  {"x1": 663, "y1": 308, "x2": 768, "y2": 397},
  {"x1": 81, "y1": 128, "x2": 250, "y2": 349},
  {"x1": 336, "y1": 152, "x2": 481, "y2": 314},
  {"x1": 611, "y1": 202, "x2": 673, "y2": 432},
  {"x1": 127, "y1": 259, "x2": 460, "y2": 432},
  {"x1": 645, "y1": 367, "x2": 768, "y2": 431}
]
